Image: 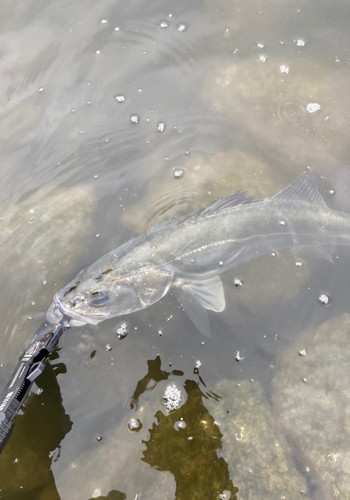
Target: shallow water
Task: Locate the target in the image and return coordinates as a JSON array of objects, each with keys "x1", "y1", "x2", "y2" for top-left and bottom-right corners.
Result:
[{"x1": 1, "y1": 0, "x2": 350, "y2": 498}]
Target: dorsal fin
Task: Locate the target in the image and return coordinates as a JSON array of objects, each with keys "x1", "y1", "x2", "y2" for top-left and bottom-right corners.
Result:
[
  {"x1": 274, "y1": 172, "x2": 327, "y2": 206},
  {"x1": 181, "y1": 190, "x2": 257, "y2": 224}
]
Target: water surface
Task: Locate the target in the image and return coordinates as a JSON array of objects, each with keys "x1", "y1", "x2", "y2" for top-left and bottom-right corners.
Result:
[{"x1": 1, "y1": 0, "x2": 350, "y2": 498}]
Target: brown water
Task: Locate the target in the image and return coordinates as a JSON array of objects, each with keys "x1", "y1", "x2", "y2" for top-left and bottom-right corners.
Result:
[{"x1": 1, "y1": 0, "x2": 350, "y2": 498}]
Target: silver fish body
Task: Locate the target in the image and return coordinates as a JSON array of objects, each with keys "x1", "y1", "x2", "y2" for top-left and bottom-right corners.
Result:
[{"x1": 47, "y1": 173, "x2": 350, "y2": 335}]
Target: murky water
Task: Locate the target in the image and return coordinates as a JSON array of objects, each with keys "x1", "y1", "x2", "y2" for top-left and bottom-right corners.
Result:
[{"x1": 1, "y1": 0, "x2": 350, "y2": 498}]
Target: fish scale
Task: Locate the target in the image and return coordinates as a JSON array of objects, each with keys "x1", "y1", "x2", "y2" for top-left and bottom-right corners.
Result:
[{"x1": 46, "y1": 172, "x2": 350, "y2": 336}]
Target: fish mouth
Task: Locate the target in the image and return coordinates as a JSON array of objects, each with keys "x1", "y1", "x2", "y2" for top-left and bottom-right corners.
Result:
[
  {"x1": 46, "y1": 300, "x2": 64, "y2": 325},
  {"x1": 47, "y1": 293, "x2": 105, "y2": 327}
]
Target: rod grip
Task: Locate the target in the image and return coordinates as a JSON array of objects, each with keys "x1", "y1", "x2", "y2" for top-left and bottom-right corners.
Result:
[{"x1": 0, "y1": 413, "x2": 14, "y2": 454}]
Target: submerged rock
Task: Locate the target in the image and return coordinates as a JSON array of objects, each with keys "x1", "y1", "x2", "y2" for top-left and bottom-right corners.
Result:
[
  {"x1": 121, "y1": 149, "x2": 280, "y2": 233},
  {"x1": 0, "y1": 184, "x2": 96, "y2": 368},
  {"x1": 206, "y1": 379, "x2": 310, "y2": 499},
  {"x1": 203, "y1": 57, "x2": 350, "y2": 167},
  {"x1": 1, "y1": 183, "x2": 95, "y2": 273},
  {"x1": 273, "y1": 313, "x2": 350, "y2": 499}
]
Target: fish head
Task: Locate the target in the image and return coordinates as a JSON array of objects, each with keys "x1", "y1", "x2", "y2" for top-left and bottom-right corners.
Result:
[{"x1": 46, "y1": 263, "x2": 174, "y2": 326}]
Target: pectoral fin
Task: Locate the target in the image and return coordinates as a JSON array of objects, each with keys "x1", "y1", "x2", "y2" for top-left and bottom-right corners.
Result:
[{"x1": 172, "y1": 276, "x2": 225, "y2": 336}]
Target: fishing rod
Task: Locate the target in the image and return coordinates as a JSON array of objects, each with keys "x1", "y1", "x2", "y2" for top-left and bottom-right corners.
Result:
[{"x1": 0, "y1": 315, "x2": 71, "y2": 453}]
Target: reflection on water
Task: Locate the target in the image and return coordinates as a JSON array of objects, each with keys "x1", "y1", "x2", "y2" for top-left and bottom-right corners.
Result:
[
  {"x1": 0, "y1": 0, "x2": 350, "y2": 498},
  {"x1": 88, "y1": 491, "x2": 126, "y2": 500},
  {"x1": 130, "y1": 355, "x2": 184, "y2": 404},
  {"x1": 142, "y1": 379, "x2": 238, "y2": 500},
  {"x1": 0, "y1": 355, "x2": 71, "y2": 499}
]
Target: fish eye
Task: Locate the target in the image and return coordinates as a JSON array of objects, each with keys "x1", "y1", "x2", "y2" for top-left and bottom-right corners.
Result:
[{"x1": 89, "y1": 290, "x2": 110, "y2": 307}]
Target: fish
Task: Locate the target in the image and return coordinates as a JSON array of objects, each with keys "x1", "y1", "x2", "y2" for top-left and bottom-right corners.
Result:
[{"x1": 46, "y1": 172, "x2": 350, "y2": 336}]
